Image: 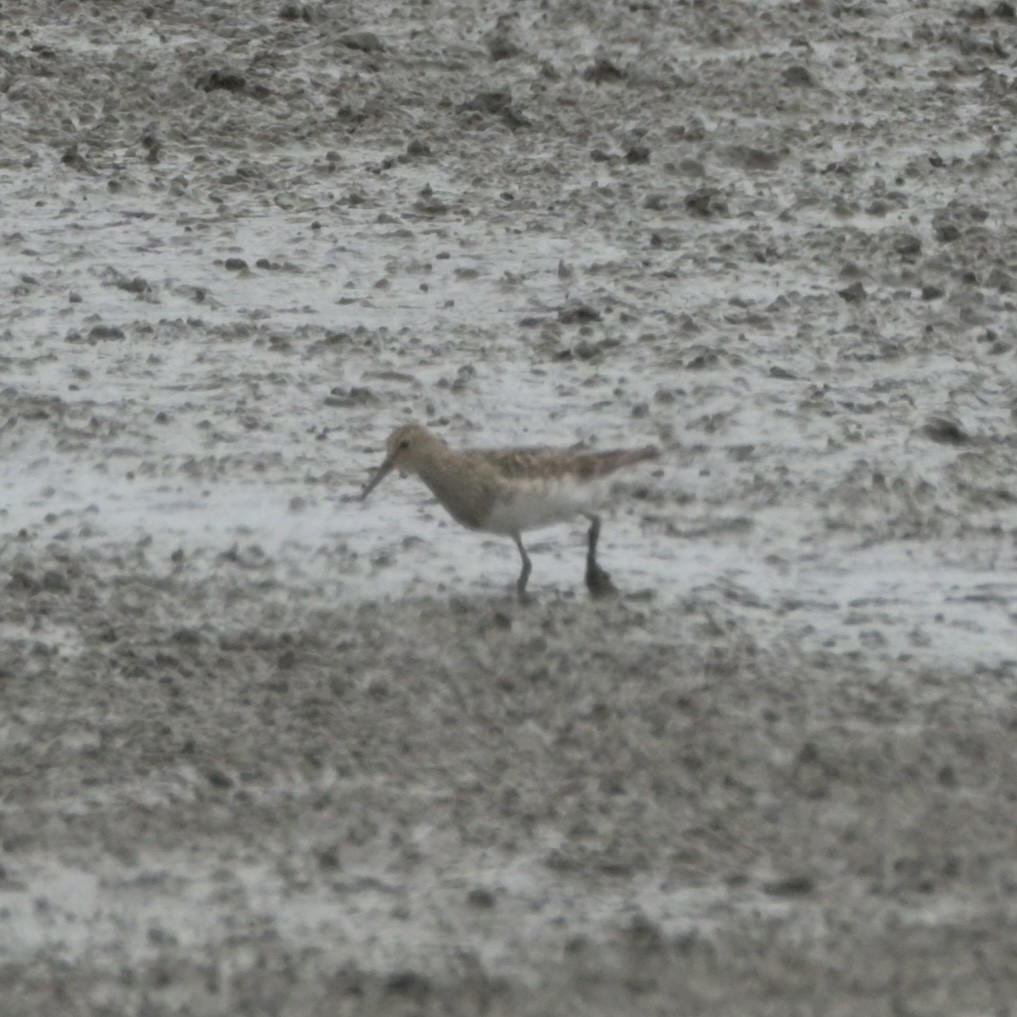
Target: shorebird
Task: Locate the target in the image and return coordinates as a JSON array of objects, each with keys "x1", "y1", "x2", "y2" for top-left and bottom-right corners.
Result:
[{"x1": 359, "y1": 423, "x2": 658, "y2": 599}]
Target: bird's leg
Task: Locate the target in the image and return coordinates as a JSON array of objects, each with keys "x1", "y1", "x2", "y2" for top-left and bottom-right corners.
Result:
[
  {"x1": 584, "y1": 515, "x2": 618, "y2": 598},
  {"x1": 513, "y1": 533, "x2": 532, "y2": 602}
]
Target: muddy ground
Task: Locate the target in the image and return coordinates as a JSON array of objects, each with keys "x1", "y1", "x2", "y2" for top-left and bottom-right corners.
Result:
[{"x1": 2, "y1": 0, "x2": 1017, "y2": 1013}]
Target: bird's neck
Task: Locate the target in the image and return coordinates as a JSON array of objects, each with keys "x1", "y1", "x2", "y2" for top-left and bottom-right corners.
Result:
[{"x1": 414, "y1": 448, "x2": 487, "y2": 529}]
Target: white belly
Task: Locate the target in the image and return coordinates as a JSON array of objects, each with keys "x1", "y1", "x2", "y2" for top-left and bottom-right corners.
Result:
[{"x1": 482, "y1": 478, "x2": 609, "y2": 535}]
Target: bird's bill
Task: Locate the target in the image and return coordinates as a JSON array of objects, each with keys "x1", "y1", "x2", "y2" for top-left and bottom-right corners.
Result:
[{"x1": 360, "y1": 453, "x2": 397, "y2": 499}]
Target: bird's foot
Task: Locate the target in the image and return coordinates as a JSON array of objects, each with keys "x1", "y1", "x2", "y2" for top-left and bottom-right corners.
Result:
[{"x1": 585, "y1": 563, "x2": 619, "y2": 599}]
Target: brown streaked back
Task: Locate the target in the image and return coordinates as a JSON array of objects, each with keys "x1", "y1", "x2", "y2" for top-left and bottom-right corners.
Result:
[{"x1": 470, "y1": 444, "x2": 659, "y2": 483}]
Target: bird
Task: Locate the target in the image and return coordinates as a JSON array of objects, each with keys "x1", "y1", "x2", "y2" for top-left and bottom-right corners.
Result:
[{"x1": 359, "y1": 423, "x2": 659, "y2": 599}]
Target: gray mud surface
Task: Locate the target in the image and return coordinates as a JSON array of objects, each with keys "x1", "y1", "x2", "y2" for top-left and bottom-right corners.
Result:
[{"x1": 3, "y1": 1, "x2": 1017, "y2": 1013}]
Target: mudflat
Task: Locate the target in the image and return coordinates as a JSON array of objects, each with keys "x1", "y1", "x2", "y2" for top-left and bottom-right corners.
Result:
[{"x1": 3, "y1": 1, "x2": 1016, "y2": 1013}]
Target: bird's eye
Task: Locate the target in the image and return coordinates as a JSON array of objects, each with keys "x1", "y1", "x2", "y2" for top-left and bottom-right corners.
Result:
[{"x1": 398, "y1": 439, "x2": 411, "y2": 450}]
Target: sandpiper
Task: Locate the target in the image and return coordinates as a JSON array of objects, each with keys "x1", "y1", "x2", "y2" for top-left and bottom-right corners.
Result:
[{"x1": 359, "y1": 423, "x2": 659, "y2": 599}]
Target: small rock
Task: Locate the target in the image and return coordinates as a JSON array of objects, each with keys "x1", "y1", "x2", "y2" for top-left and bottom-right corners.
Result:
[
  {"x1": 485, "y1": 18, "x2": 522, "y2": 61},
  {"x1": 466, "y1": 886, "x2": 496, "y2": 908},
  {"x1": 117, "y1": 276, "x2": 150, "y2": 294},
  {"x1": 625, "y1": 144, "x2": 651, "y2": 164},
  {"x1": 88, "y1": 324, "x2": 126, "y2": 340},
  {"x1": 921, "y1": 284, "x2": 945, "y2": 300},
  {"x1": 922, "y1": 415, "x2": 968, "y2": 445},
  {"x1": 278, "y1": 3, "x2": 316, "y2": 22},
  {"x1": 458, "y1": 89, "x2": 529, "y2": 127},
  {"x1": 206, "y1": 768, "x2": 233, "y2": 789},
  {"x1": 836, "y1": 280, "x2": 866, "y2": 302},
  {"x1": 338, "y1": 30, "x2": 385, "y2": 53},
  {"x1": 412, "y1": 194, "x2": 448, "y2": 215},
  {"x1": 60, "y1": 145, "x2": 95, "y2": 174},
  {"x1": 197, "y1": 69, "x2": 247, "y2": 92},
  {"x1": 890, "y1": 231, "x2": 922, "y2": 257},
  {"x1": 384, "y1": 971, "x2": 431, "y2": 998},
  {"x1": 782, "y1": 65, "x2": 814, "y2": 87},
  {"x1": 224, "y1": 257, "x2": 248, "y2": 271},
  {"x1": 558, "y1": 304, "x2": 601, "y2": 325},
  {"x1": 317, "y1": 846, "x2": 341, "y2": 870},
  {"x1": 488, "y1": 36, "x2": 521, "y2": 60},
  {"x1": 762, "y1": 874, "x2": 814, "y2": 896},
  {"x1": 626, "y1": 913, "x2": 664, "y2": 952}
]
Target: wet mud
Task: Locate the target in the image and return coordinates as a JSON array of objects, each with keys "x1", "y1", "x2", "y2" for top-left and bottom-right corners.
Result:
[{"x1": 3, "y1": 1, "x2": 1017, "y2": 1013}]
